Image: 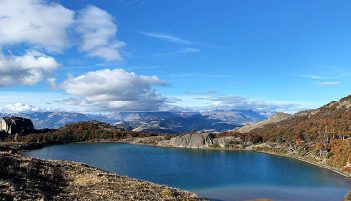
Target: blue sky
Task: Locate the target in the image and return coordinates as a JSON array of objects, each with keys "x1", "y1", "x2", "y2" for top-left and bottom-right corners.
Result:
[{"x1": 0, "y1": 0, "x2": 350, "y2": 113}]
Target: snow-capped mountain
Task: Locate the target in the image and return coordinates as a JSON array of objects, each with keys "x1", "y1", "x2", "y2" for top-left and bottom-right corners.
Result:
[{"x1": 0, "y1": 110, "x2": 267, "y2": 133}]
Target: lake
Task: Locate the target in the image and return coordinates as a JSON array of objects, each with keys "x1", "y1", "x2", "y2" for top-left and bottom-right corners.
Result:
[{"x1": 25, "y1": 142, "x2": 351, "y2": 201}]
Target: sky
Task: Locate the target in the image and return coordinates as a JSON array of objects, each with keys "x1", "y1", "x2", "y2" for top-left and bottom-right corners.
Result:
[{"x1": 0, "y1": 0, "x2": 351, "y2": 114}]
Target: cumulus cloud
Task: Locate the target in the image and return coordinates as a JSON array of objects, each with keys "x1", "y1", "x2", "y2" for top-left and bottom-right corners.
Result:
[
  {"x1": 57, "y1": 69, "x2": 168, "y2": 111},
  {"x1": 0, "y1": 103, "x2": 40, "y2": 113},
  {"x1": 76, "y1": 6, "x2": 125, "y2": 61},
  {"x1": 0, "y1": 0, "x2": 74, "y2": 51},
  {"x1": 0, "y1": 1, "x2": 127, "y2": 87},
  {"x1": 0, "y1": 1, "x2": 124, "y2": 59},
  {"x1": 0, "y1": 50, "x2": 59, "y2": 86}
]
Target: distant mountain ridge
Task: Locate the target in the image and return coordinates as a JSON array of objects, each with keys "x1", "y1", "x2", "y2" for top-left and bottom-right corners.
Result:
[{"x1": 0, "y1": 110, "x2": 267, "y2": 133}]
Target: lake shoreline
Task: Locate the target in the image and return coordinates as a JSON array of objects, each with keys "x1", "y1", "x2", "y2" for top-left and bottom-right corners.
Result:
[
  {"x1": 24, "y1": 140, "x2": 351, "y2": 201},
  {"x1": 81, "y1": 138, "x2": 351, "y2": 179},
  {"x1": 21, "y1": 138, "x2": 351, "y2": 179}
]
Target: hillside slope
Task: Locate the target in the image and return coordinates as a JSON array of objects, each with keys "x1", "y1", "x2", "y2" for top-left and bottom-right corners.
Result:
[
  {"x1": 244, "y1": 95, "x2": 351, "y2": 174},
  {"x1": 236, "y1": 112, "x2": 291, "y2": 133}
]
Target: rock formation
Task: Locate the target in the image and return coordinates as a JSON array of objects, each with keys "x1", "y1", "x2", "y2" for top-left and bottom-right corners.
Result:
[
  {"x1": 158, "y1": 132, "x2": 239, "y2": 149},
  {"x1": 0, "y1": 116, "x2": 34, "y2": 135},
  {"x1": 159, "y1": 132, "x2": 214, "y2": 148}
]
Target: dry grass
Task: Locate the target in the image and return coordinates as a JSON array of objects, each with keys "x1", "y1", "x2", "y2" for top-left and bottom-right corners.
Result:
[{"x1": 73, "y1": 174, "x2": 102, "y2": 187}]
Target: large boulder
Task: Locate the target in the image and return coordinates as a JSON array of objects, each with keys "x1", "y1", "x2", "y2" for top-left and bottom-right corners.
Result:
[{"x1": 0, "y1": 116, "x2": 34, "y2": 135}]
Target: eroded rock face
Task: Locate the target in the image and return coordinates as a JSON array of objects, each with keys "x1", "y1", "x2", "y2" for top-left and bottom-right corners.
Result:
[
  {"x1": 159, "y1": 133, "x2": 215, "y2": 148},
  {"x1": 0, "y1": 152, "x2": 205, "y2": 201},
  {"x1": 158, "y1": 132, "x2": 242, "y2": 149},
  {"x1": 0, "y1": 116, "x2": 34, "y2": 135}
]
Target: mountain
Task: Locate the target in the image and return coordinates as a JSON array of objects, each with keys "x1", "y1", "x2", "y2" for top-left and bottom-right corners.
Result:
[
  {"x1": 0, "y1": 110, "x2": 266, "y2": 133},
  {"x1": 201, "y1": 109, "x2": 266, "y2": 125}
]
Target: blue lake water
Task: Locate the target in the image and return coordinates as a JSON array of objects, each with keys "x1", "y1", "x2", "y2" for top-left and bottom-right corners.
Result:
[{"x1": 25, "y1": 142, "x2": 351, "y2": 201}]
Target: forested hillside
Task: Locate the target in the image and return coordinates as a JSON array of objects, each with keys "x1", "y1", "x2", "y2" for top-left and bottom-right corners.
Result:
[
  {"x1": 241, "y1": 95, "x2": 351, "y2": 173},
  {"x1": 2, "y1": 121, "x2": 155, "y2": 150}
]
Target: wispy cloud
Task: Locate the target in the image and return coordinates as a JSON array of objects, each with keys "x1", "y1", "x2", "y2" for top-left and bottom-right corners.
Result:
[
  {"x1": 139, "y1": 32, "x2": 195, "y2": 45},
  {"x1": 151, "y1": 48, "x2": 201, "y2": 57},
  {"x1": 185, "y1": 90, "x2": 217, "y2": 95},
  {"x1": 299, "y1": 74, "x2": 333, "y2": 79},
  {"x1": 167, "y1": 73, "x2": 236, "y2": 78},
  {"x1": 139, "y1": 32, "x2": 225, "y2": 49},
  {"x1": 299, "y1": 74, "x2": 341, "y2": 87},
  {"x1": 318, "y1": 81, "x2": 340, "y2": 86}
]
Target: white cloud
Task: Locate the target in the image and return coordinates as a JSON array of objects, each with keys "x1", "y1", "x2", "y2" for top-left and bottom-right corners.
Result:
[
  {"x1": 0, "y1": 1, "x2": 125, "y2": 60},
  {"x1": 318, "y1": 81, "x2": 340, "y2": 86},
  {"x1": 176, "y1": 95, "x2": 301, "y2": 114},
  {"x1": 211, "y1": 96, "x2": 299, "y2": 112},
  {"x1": 58, "y1": 68, "x2": 168, "y2": 111},
  {"x1": 76, "y1": 6, "x2": 125, "y2": 61},
  {"x1": 0, "y1": 0, "x2": 74, "y2": 52},
  {"x1": 0, "y1": 50, "x2": 59, "y2": 86},
  {"x1": 0, "y1": 2, "x2": 128, "y2": 88},
  {"x1": 0, "y1": 103, "x2": 40, "y2": 113}
]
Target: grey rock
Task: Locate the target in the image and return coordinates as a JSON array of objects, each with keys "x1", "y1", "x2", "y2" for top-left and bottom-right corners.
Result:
[{"x1": 160, "y1": 132, "x2": 215, "y2": 148}]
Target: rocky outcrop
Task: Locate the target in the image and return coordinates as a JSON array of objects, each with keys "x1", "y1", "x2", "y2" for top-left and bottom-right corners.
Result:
[
  {"x1": 344, "y1": 192, "x2": 351, "y2": 201},
  {"x1": 0, "y1": 152, "x2": 205, "y2": 201},
  {"x1": 158, "y1": 132, "x2": 215, "y2": 148},
  {"x1": 236, "y1": 112, "x2": 291, "y2": 133},
  {"x1": 157, "y1": 132, "x2": 240, "y2": 149},
  {"x1": 0, "y1": 116, "x2": 34, "y2": 135}
]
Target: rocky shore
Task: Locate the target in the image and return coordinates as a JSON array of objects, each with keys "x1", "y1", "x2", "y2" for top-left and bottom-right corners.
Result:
[
  {"x1": 127, "y1": 133, "x2": 351, "y2": 178},
  {"x1": 0, "y1": 151, "x2": 205, "y2": 201}
]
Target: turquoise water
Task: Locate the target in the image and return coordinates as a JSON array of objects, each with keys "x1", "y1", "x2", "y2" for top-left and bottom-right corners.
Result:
[{"x1": 25, "y1": 142, "x2": 351, "y2": 201}]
